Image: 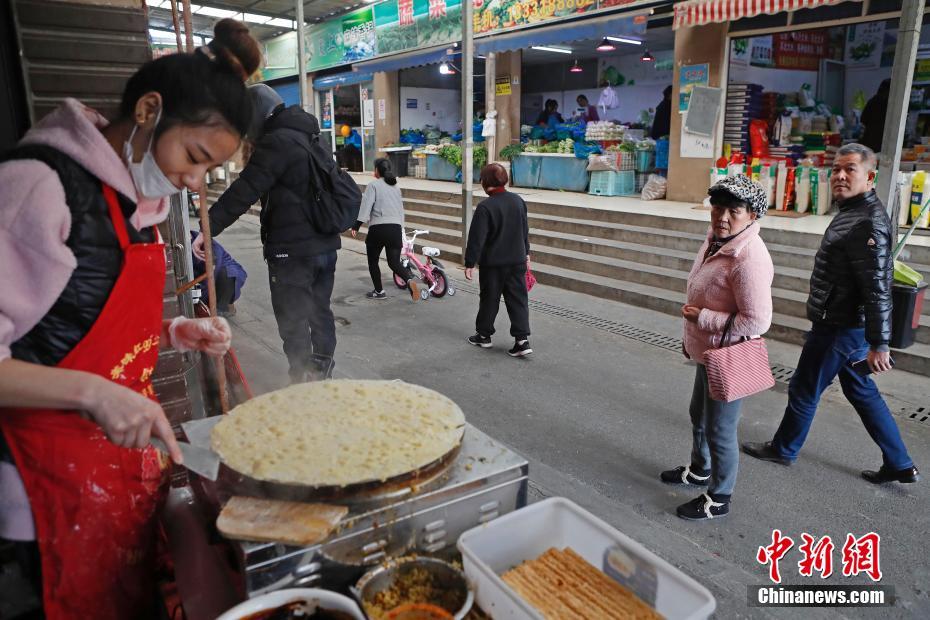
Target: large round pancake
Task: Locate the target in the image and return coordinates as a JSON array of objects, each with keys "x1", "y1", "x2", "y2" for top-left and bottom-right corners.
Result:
[{"x1": 211, "y1": 380, "x2": 466, "y2": 487}]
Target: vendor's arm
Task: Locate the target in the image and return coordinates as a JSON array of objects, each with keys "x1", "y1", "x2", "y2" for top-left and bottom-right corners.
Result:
[
  {"x1": 0, "y1": 359, "x2": 183, "y2": 464},
  {"x1": 207, "y1": 133, "x2": 291, "y2": 237}
]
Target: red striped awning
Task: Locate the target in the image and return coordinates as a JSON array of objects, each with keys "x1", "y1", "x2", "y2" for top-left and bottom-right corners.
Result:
[{"x1": 672, "y1": 0, "x2": 858, "y2": 30}]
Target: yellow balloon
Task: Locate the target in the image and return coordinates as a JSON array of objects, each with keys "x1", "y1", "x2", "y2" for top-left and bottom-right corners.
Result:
[{"x1": 340, "y1": 124, "x2": 351, "y2": 137}]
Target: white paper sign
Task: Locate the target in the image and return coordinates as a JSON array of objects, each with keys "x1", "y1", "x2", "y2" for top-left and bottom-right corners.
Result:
[
  {"x1": 680, "y1": 113, "x2": 715, "y2": 159},
  {"x1": 363, "y1": 99, "x2": 374, "y2": 127},
  {"x1": 378, "y1": 99, "x2": 386, "y2": 121}
]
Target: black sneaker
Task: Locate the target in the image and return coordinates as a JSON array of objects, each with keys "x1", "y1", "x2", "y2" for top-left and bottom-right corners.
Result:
[
  {"x1": 508, "y1": 339, "x2": 533, "y2": 357},
  {"x1": 861, "y1": 465, "x2": 920, "y2": 484},
  {"x1": 661, "y1": 465, "x2": 710, "y2": 486},
  {"x1": 467, "y1": 334, "x2": 492, "y2": 348},
  {"x1": 741, "y1": 441, "x2": 794, "y2": 466},
  {"x1": 676, "y1": 493, "x2": 730, "y2": 521},
  {"x1": 366, "y1": 290, "x2": 387, "y2": 299}
]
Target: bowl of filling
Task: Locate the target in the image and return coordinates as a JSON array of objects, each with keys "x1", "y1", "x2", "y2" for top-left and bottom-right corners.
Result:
[
  {"x1": 355, "y1": 556, "x2": 474, "y2": 620},
  {"x1": 216, "y1": 588, "x2": 365, "y2": 620}
]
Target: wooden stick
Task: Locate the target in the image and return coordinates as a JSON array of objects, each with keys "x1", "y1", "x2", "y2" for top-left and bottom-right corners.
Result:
[
  {"x1": 168, "y1": 0, "x2": 183, "y2": 53},
  {"x1": 180, "y1": 0, "x2": 195, "y2": 53},
  {"x1": 174, "y1": 273, "x2": 208, "y2": 296},
  {"x1": 197, "y1": 185, "x2": 230, "y2": 414}
]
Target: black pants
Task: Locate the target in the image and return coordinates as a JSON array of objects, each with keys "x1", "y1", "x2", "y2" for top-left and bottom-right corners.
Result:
[
  {"x1": 365, "y1": 224, "x2": 412, "y2": 292},
  {"x1": 476, "y1": 264, "x2": 530, "y2": 339},
  {"x1": 214, "y1": 267, "x2": 236, "y2": 312},
  {"x1": 268, "y1": 251, "x2": 337, "y2": 382}
]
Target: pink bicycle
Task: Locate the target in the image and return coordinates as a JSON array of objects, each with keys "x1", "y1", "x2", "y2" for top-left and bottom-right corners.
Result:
[{"x1": 394, "y1": 229, "x2": 456, "y2": 299}]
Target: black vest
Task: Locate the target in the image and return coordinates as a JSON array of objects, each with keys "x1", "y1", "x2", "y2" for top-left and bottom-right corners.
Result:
[{"x1": 2, "y1": 144, "x2": 155, "y2": 366}]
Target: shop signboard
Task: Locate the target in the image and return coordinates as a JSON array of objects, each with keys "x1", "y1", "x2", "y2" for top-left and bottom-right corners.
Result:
[
  {"x1": 916, "y1": 59, "x2": 930, "y2": 83},
  {"x1": 262, "y1": 32, "x2": 299, "y2": 81},
  {"x1": 374, "y1": 0, "x2": 462, "y2": 55},
  {"x1": 473, "y1": 0, "x2": 599, "y2": 35},
  {"x1": 305, "y1": 6, "x2": 377, "y2": 71},
  {"x1": 730, "y1": 38, "x2": 749, "y2": 69},
  {"x1": 678, "y1": 63, "x2": 709, "y2": 113},
  {"x1": 772, "y1": 30, "x2": 828, "y2": 72},
  {"x1": 342, "y1": 7, "x2": 377, "y2": 63},
  {"x1": 374, "y1": 0, "x2": 419, "y2": 54},
  {"x1": 495, "y1": 76, "x2": 512, "y2": 96},
  {"x1": 845, "y1": 21, "x2": 885, "y2": 69}
]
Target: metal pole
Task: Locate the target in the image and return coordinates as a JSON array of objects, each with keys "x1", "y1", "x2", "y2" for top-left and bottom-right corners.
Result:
[
  {"x1": 461, "y1": 0, "x2": 475, "y2": 260},
  {"x1": 180, "y1": 0, "x2": 195, "y2": 52},
  {"x1": 876, "y1": 0, "x2": 923, "y2": 220},
  {"x1": 296, "y1": 0, "x2": 308, "y2": 112},
  {"x1": 168, "y1": 0, "x2": 183, "y2": 52},
  {"x1": 485, "y1": 52, "x2": 497, "y2": 163}
]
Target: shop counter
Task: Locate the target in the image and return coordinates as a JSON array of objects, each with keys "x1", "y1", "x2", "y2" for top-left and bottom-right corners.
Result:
[{"x1": 512, "y1": 153, "x2": 590, "y2": 193}]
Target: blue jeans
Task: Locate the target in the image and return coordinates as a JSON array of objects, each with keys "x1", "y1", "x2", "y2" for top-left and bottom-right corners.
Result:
[
  {"x1": 773, "y1": 323, "x2": 913, "y2": 470},
  {"x1": 689, "y1": 364, "x2": 744, "y2": 497}
]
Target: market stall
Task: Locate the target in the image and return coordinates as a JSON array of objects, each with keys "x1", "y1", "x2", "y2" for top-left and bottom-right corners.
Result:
[
  {"x1": 719, "y1": 18, "x2": 930, "y2": 225},
  {"x1": 161, "y1": 378, "x2": 716, "y2": 620}
]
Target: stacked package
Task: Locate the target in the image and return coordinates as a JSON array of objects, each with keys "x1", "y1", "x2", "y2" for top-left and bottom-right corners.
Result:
[
  {"x1": 769, "y1": 144, "x2": 805, "y2": 166},
  {"x1": 725, "y1": 83, "x2": 763, "y2": 156}
]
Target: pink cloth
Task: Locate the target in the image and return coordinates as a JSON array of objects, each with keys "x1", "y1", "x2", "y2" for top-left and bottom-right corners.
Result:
[
  {"x1": 683, "y1": 223, "x2": 774, "y2": 362},
  {"x1": 0, "y1": 98, "x2": 168, "y2": 363}
]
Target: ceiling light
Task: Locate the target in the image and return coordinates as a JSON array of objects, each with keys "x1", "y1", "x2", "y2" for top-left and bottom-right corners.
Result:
[
  {"x1": 145, "y1": 0, "x2": 165, "y2": 8},
  {"x1": 531, "y1": 46, "x2": 572, "y2": 54},
  {"x1": 242, "y1": 12, "x2": 272, "y2": 24},
  {"x1": 264, "y1": 18, "x2": 295, "y2": 28},
  {"x1": 606, "y1": 36, "x2": 642, "y2": 46},
  {"x1": 596, "y1": 38, "x2": 616, "y2": 52},
  {"x1": 641, "y1": 49, "x2": 655, "y2": 62},
  {"x1": 196, "y1": 6, "x2": 238, "y2": 18},
  {"x1": 569, "y1": 60, "x2": 583, "y2": 73},
  {"x1": 439, "y1": 62, "x2": 455, "y2": 75}
]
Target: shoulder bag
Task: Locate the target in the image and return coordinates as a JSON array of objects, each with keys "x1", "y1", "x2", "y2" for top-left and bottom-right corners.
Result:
[{"x1": 703, "y1": 313, "x2": 775, "y2": 403}]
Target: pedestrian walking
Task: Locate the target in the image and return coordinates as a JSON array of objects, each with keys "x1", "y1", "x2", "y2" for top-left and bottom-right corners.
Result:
[
  {"x1": 464, "y1": 163, "x2": 532, "y2": 357},
  {"x1": 743, "y1": 144, "x2": 920, "y2": 485},
  {"x1": 350, "y1": 158, "x2": 419, "y2": 301},
  {"x1": 196, "y1": 84, "x2": 361, "y2": 383},
  {"x1": 663, "y1": 176, "x2": 774, "y2": 520}
]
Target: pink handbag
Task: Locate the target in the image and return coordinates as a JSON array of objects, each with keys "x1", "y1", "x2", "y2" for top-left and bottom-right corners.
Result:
[
  {"x1": 703, "y1": 314, "x2": 775, "y2": 403},
  {"x1": 525, "y1": 266, "x2": 537, "y2": 292}
]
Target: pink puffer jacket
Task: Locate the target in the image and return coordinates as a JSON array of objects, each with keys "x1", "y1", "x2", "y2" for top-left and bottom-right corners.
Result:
[{"x1": 683, "y1": 222, "x2": 774, "y2": 362}]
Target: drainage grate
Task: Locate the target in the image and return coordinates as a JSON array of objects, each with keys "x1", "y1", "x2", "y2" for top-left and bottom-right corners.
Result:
[{"x1": 453, "y1": 280, "x2": 930, "y2": 428}]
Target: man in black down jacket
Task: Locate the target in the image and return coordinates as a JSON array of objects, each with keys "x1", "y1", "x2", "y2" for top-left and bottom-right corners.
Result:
[
  {"x1": 195, "y1": 85, "x2": 341, "y2": 383},
  {"x1": 744, "y1": 144, "x2": 919, "y2": 485},
  {"x1": 464, "y1": 163, "x2": 532, "y2": 357}
]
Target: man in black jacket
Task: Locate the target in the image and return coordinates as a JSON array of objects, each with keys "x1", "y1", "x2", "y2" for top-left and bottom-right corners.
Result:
[
  {"x1": 194, "y1": 84, "x2": 341, "y2": 383},
  {"x1": 743, "y1": 144, "x2": 919, "y2": 485},
  {"x1": 464, "y1": 163, "x2": 532, "y2": 357}
]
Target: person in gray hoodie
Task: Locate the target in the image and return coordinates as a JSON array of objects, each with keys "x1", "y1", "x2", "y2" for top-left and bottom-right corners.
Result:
[{"x1": 351, "y1": 158, "x2": 419, "y2": 301}]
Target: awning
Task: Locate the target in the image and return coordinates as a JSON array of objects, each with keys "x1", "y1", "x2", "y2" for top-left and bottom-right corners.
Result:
[
  {"x1": 475, "y1": 12, "x2": 647, "y2": 55},
  {"x1": 673, "y1": 0, "x2": 854, "y2": 29},
  {"x1": 352, "y1": 46, "x2": 458, "y2": 75},
  {"x1": 312, "y1": 71, "x2": 374, "y2": 90}
]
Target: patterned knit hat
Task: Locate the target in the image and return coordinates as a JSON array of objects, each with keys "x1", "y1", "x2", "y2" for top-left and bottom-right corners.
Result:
[{"x1": 709, "y1": 175, "x2": 769, "y2": 218}]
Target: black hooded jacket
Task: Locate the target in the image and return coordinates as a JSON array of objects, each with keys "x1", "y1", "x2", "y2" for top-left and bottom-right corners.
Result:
[
  {"x1": 208, "y1": 105, "x2": 340, "y2": 259},
  {"x1": 806, "y1": 190, "x2": 892, "y2": 349}
]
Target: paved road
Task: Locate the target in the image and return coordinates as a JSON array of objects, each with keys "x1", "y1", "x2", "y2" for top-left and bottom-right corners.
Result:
[{"x1": 216, "y1": 214, "x2": 930, "y2": 619}]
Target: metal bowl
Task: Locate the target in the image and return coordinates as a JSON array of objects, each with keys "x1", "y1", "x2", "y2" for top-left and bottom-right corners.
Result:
[
  {"x1": 216, "y1": 588, "x2": 365, "y2": 620},
  {"x1": 354, "y1": 557, "x2": 474, "y2": 620}
]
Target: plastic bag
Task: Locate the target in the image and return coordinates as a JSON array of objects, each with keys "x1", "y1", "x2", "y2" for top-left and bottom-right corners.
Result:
[
  {"x1": 586, "y1": 154, "x2": 617, "y2": 172},
  {"x1": 574, "y1": 142, "x2": 601, "y2": 159},
  {"x1": 641, "y1": 174, "x2": 667, "y2": 200},
  {"x1": 749, "y1": 120, "x2": 770, "y2": 158},
  {"x1": 597, "y1": 86, "x2": 619, "y2": 111}
]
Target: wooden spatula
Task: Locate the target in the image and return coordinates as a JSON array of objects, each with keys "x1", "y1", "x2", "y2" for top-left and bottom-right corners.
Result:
[{"x1": 217, "y1": 496, "x2": 348, "y2": 546}]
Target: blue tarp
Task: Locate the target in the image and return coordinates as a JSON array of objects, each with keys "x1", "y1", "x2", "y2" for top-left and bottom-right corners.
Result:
[
  {"x1": 474, "y1": 13, "x2": 646, "y2": 56},
  {"x1": 352, "y1": 46, "x2": 458, "y2": 75},
  {"x1": 312, "y1": 71, "x2": 374, "y2": 90}
]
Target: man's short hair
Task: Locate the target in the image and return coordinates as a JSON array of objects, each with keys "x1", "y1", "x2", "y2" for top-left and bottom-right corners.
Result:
[
  {"x1": 480, "y1": 163, "x2": 509, "y2": 188},
  {"x1": 837, "y1": 143, "x2": 877, "y2": 171}
]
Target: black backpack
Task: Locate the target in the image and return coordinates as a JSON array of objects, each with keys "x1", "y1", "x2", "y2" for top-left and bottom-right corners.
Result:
[{"x1": 298, "y1": 134, "x2": 362, "y2": 235}]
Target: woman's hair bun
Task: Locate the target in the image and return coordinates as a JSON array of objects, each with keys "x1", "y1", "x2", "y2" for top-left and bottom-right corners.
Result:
[{"x1": 210, "y1": 18, "x2": 262, "y2": 81}]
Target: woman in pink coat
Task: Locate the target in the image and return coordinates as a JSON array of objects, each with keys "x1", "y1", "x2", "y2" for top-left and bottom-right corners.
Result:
[{"x1": 661, "y1": 176, "x2": 774, "y2": 521}]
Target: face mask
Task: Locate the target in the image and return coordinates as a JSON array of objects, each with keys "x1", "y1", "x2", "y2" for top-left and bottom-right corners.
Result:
[{"x1": 123, "y1": 110, "x2": 181, "y2": 200}]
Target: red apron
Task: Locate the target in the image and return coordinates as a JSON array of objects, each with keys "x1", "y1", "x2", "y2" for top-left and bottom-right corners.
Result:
[{"x1": 0, "y1": 184, "x2": 170, "y2": 619}]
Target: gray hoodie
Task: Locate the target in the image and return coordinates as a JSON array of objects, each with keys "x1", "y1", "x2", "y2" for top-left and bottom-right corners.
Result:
[{"x1": 356, "y1": 177, "x2": 405, "y2": 227}]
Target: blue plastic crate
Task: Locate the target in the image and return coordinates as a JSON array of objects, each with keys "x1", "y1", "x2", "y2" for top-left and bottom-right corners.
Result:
[
  {"x1": 537, "y1": 156, "x2": 589, "y2": 192},
  {"x1": 634, "y1": 149, "x2": 655, "y2": 173},
  {"x1": 656, "y1": 138, "x2": 670, "y2": 169},
  {"x1": 511, "y1": 154, "x2": 542, "y2": 188},
  {"x1": 426, "y1": 154, "x2": 457, "y2": 181},
  {"x1": 589, "y1": 170, "x2": 635, "y2": 197}
]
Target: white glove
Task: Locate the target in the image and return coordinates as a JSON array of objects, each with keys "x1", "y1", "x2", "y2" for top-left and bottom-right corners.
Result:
[{"x1": 168, "y1": 316, "x2": 231, "y2": 355}]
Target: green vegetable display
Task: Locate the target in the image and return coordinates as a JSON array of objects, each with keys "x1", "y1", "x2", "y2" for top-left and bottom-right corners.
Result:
[{"x1": 499, "y1": 144, "x2": 525, "y2": 161}]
